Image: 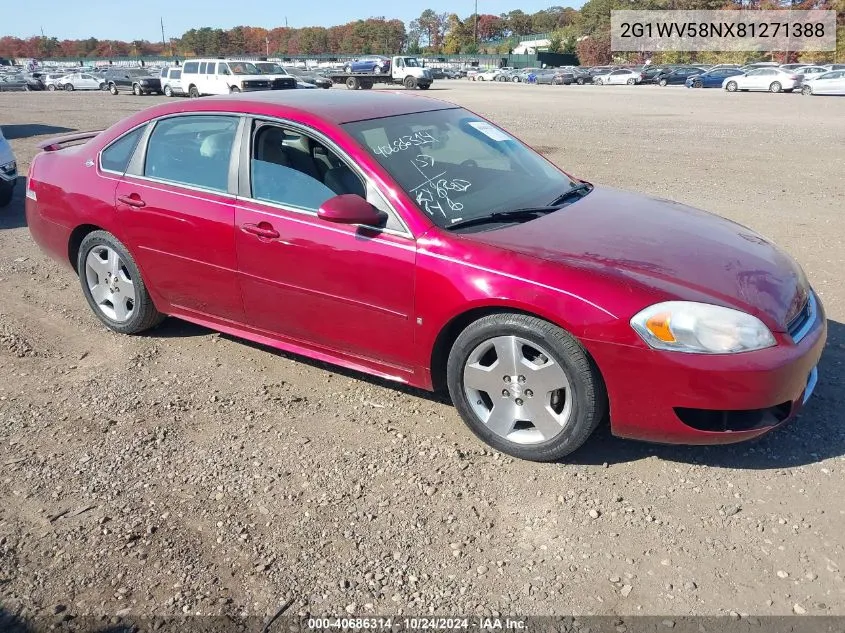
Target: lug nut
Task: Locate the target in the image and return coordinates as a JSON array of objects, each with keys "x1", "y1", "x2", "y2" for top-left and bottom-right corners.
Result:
[
  {"x1": 502, "y1": 389, "x2": 510, "y2": 397},
  {"x1": 518, "y1": 375, "x2": 526, "y2": 383},
  {"x1": 525, "y1": 389, "x2": 533, "y2": 397},
  {"x1": 515, "y1": 398, "x2": 524, "y2": 406},
  {"x1": 503, "y1": 376, "x2": 511, "y2": 382}
]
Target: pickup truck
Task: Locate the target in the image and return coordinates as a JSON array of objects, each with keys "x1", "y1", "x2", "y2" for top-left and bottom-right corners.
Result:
[
  {"x1": 326, "y1": 56, "x2": 434, "y2": 90},
  {"x1": 105, "y1": 68, "x2": 163, "y2": 95}
]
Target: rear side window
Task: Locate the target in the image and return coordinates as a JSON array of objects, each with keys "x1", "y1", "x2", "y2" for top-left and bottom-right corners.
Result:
[
  {"x1": 100, "y1": 126, "x2": 145, "y2": 174},
  {"x1": 183, "y1": 61, "x2": 198, "y2": 74},
  {"x1": 170, "y1": 69, "x2": 181, "y2": 79},
  {"x1": 143, "y1": 115, "x2": 239, "y2": 193}
]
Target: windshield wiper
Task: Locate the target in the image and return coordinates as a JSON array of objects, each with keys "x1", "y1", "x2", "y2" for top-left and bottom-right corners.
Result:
[
  {"x1": 446, "y1": 205, "x2": 565, "y2": 230},
  {"x1": 548, "y1": 181, "x2": 593, "y2": 205}
]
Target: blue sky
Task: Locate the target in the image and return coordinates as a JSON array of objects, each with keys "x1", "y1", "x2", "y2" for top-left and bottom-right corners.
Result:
[{"x1": 11, "y1": 1, "x2": 582, "y2": 41}]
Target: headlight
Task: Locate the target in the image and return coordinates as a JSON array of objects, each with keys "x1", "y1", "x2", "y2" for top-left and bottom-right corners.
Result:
[{"x1": 630, "y1": 301, "x2": 776, "y2": 354}]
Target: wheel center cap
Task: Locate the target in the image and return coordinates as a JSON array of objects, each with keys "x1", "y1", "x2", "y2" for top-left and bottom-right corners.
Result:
[{"x1": 510, "y1": 383, "x2": 523, "y2": 398}]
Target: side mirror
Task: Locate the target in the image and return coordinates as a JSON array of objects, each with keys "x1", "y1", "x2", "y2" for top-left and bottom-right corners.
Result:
[{"x1": 318, "y1": 194, "x2": 384, "y2": 226}]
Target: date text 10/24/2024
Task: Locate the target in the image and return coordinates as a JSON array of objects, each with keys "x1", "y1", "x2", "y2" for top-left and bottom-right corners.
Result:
[{"x1": 306, "y1": 617, "x2": 527, "y2": 630}]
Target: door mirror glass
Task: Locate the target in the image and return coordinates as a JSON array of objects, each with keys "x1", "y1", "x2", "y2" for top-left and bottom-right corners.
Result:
[{"x1": 318, "y1": 194, "x2": 385, "y2": 226}]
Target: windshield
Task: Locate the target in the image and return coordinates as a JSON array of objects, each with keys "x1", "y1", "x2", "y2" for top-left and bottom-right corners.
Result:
[
  {"x1": 402, "y1": 58, "x2": 420, "y2": 68},
  {"x1": 127, "y1": 69, "x2": 149, "y2": 77},
  {"x1": 282, "y1": 66, "x2": 306, "y2": 76},
  {"x1": 343, "y1": 108, "x2": 577, "y2": 230},
  {"x1": 229, "y1": 61, "x2": 260, "y2": 75},
  {"x1": 255, "y1": 62, "x2": 285, "y2": 74}
]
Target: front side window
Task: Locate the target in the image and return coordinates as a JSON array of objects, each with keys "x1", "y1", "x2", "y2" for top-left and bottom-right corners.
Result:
[
  {"x1": 228, "y1": 61, "x2": 260, "y2": 75},
  {"x1": 100, "y1": 126, "x2": 145, "y2": 173},
  {"x1": 169, "y1": 69, "x2": 181, "y2": 79},
  {"x1": 344, "y1": 108, "x2": 576, "y2": 229},
  {"x1": 217, "y1": 63, "x2": 229, "y2": 75},
  {"x1": 249, "y1": 122, "x2": 364, "y2": 211},
  {"x1": 183, "y1": 61, "x2": 198, "y2": 74},
  {"x1": 143, "y1": 115, "x2": 239, "y2": 193}
]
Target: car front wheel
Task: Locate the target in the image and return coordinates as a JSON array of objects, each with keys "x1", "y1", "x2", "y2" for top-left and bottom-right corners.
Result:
[
  {"x1": 446, "y1": 313, "x2": 607, "y2": 462},
  {"x1": 164, "y1": 85, "x2": 173, "y2": 97},
  {"x1": 802, "y1": 85, "x2": 813, "y2": 95},
  {"x1": 109, "y1": 83, "x2": 118, "y2": 95},
  {"x1": 77, "y1": 231, "x2": 165, "y2": 335},
  {"x1": 725, "y1": 81, "x2": 738, "y2": 92},
  {"x1": 64, "y1": 83, "x2": 74, "y2": 91}
]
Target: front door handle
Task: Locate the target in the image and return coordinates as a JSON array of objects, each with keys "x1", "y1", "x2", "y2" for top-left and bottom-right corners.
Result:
[
  {"x1": 242, "y1": 222, "x2": 280, "y2": 240},
  {"x1": 117, "y1": 194, "x2": 146, "y2": 208}
]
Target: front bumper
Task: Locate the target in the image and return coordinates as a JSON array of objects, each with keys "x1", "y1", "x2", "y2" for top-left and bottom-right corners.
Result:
[{"x1": 586, "y1": 296, "x2": 827, "y2": 445}]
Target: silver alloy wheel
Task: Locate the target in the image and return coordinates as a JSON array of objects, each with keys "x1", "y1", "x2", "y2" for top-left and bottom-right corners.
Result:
[
  {"x1": 463, "y1": 335, "x2": 573, "y2": 445},
  {"x1": 85, "y1": 245, "x2": 136, "y2": 323}
]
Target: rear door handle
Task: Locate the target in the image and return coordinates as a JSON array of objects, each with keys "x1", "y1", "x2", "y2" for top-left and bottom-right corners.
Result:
[
  {"x1": 242, "y1": 222, "x2": 280, "y2": 240},
  {"x1": 117, "y1": 194, "x2": 146, "y2": 208}
]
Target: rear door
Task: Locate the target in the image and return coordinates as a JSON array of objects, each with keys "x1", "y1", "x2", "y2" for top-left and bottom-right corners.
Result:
[{"x1": 113, "y1": 113, "x2": 245, "y2": 322}]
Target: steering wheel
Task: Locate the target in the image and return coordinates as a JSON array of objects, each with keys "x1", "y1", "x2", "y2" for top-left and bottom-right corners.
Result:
[{"x1": 461, "y1": 159, "x2": 478, "y2": 168}]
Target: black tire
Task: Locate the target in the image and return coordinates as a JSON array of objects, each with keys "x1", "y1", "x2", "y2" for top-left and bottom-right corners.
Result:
[
  {"x1": 77, "y1": 231, "x2": 165, "y2": 335},
  {"x1": 64, "y1": 83, "x2": 74, "y2": 91},
  {"x1": 0, "y1": 181, "x2": 13, "y2": 208},
  {"x1": 594, "y1": 78, "x2": 603, "y2": 85},
  {"x1": 769, "y1": 81, "x2": 782, "y2": 93},
  {"x1": 47, "y1": 84, "x2": 56, "y2": 91},
  {"x1": 164, "y1": 85, "x2": 173, "y2": 97},
  {"x1": 403, "y1": 76, "x2": 416, "y2": 89},
  {"x1": 725, "y1": 81, "x2": 738, "y2": 92},
  {"x1": 346, "y1": 76, "x2": 360, "y2": 90},
  {"x1": 576, "y1": 78, "x2": 585, "y2": 85},
  {"x1": 188, "y1": 85, "x2": 200, "y2": 98},
  {"x1": 446, "y1": 313, "x2": 607, "y2": 462},
  {"x1": 361, "y1": 81, "x2": 373, "y2": 90},
  {"x1": 802, "y1": 85, "x2": 812, "y2": 96},
  {"x1": 418, "y1": 83, "x2": 430, "y2": 90},
  {"x1": 132, "y1": 83, "x2": 142, "y2": 96},
  {"x1": 109, "y1": 83, "x2": 118, "y2": 95},
  {"x1": 229, "y1": 85, "x2": 240, "y2": 93},
  {"x1": 627, "y1": 78, "x2": 636, "y2": 85},
  {"x1": 692, "y1": 80, "x2": 703, "y2": 88},
  {"x1": 99, "y1": 82, "x2": 106, "y2": 90},
  {"x1": 658, "y1": 78, "x2": 668, "y2": 86}
]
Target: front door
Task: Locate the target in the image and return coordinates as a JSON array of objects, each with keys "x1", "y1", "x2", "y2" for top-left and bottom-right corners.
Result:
[
  {"x1": 114, "y1": 113, "x2": 244, "y2": 322},
  {"x1": 233, "y1": 119, "x2": 417, "y2": 371}
]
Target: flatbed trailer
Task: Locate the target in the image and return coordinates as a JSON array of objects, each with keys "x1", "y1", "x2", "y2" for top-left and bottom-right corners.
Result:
[{"x1": 326, "y1": 71, "x2": 433, "y2": 90}]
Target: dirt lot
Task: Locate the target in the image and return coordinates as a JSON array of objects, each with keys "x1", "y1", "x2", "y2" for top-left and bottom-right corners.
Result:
[{"x1": 1, "y1": 82, "x2": 844, "y2": 625}]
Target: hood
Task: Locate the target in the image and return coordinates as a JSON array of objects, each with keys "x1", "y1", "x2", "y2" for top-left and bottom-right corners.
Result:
[{"x1": 464, "y1": 185, "x2": 809, "y2": 331}]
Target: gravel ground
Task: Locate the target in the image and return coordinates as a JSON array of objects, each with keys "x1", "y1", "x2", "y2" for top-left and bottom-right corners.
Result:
[{"x1": 1, "y1": 82, "x2": 844, "y2": 625}]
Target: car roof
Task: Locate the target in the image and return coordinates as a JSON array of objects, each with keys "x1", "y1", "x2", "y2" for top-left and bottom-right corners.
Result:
[{"x1": 149, "y1": 89, "x2": 458, "y2": 125}]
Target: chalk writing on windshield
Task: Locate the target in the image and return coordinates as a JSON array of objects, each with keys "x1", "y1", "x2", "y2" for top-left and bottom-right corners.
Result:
[
  {"x1": 373, "y1": 130, "x2": 437, "y2": 157},
  {"x1": 409, "y1": 155, "x2": 472, "y2": 218}
]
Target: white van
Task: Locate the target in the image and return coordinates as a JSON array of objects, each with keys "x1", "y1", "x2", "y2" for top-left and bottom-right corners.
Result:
[{"x1": 180, "y1": 59, "x2": 296, "y2": 97}]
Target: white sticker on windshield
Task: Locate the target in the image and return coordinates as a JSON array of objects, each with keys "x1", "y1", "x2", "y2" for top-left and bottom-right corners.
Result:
[{"x1": 468, "y1": 121, "x2": 512, "y2": 142}]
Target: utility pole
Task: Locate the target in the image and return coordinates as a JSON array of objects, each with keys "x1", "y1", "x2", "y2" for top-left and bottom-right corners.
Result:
[
  {"x1": 266, "y1": 36, "x2": 270, "y2": 56},
  {"x1": 160, "y1": 18, "x2": 166, "y2": 52}
]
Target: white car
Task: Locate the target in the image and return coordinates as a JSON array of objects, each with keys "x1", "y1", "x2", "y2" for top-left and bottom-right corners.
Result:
[
  {"x1": 180, "y1": 59, "x2": 296, "y2": 96},
  {"x1": 475, "y1": 69, "x2": 502, "y2": 81},
  {"x1": 56, "y1": 72, "x2": 105, "y2": 91},
  {"x1": 793, "y1": 65, "x2": 830, "y2": 80},
  {"x1": 722, "y1": 67, "x2": 801, "y2": 93},
  {"x1": 0, "y1": 126, "x2": 17, "y2": 207},
  {"x1": 160, "y1": 67, "x2": 185, "y2": 97},
  {"x1": 42, "y1": 72, "x2": 68, "y2": 90},
  {"x1": 593, "y1": 69, "x2": 642, "y2": 85},
  {"x1": 800, "y1": 70, "x2": 845, "y2": 96}
]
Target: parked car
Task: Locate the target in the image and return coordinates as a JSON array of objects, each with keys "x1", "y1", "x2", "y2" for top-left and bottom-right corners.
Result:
[
  {"x1": 105, "y1": 68, "x2": 162, "y2": 95},
  {"x1": 685, "y1": 67, "x2": 744, "y2": 88},
  {"x1": 593, "y1": 69, "x2": 642, "y2": 85},
  {"x1": 640, "y1": 65, "x2": 671, "y2": 83},
  {"x1": 535, "y1": 69, "x2": 573, "y2": 85},
  {"x1": 252, "y1": 62, "x2": 330, "y2": 89},
  {"x1": 652, "y1": 67, "x2": 708, "y2": 86},
  {"x1": 822, "y1": 64, "x2": 845, "y2": 71},
  {"x1": 0, "y1": 125, "x2": 16, "y2": 207},
  {"x1": 24, "y1": 90, "x2": 825, "y2": 461},
  {"x1": 42, "y1": 72, "x2": 69, "y2": 90},
  {"x1": 495, "y1": 69, "x2": 519, "y2": 82},
  {"x1": 511, "y1": 68, "x2": 541, "y2": 83},
  {"x1": 475, "y1": 69, "x2": 503, "y2": 81},
  {"x1": 57, "y1": 72, "x2": 105, "y2": 91},
  {"x1": 343, "y1": 55, "x2": 391, "y2": 74},
  {"x1": 723, "y1": 67, "x2": 802, "y2": 93},
  {"x1": 570, "y1": 68, "x2": 594, "y2": 85},
  {"x1": 160, "y1": 67, "x2": 185, "y2": 97},
  {"x1": 0, "y1": 75, "x2": 29, "y2": 91},
  {"x1": 799, "y1": 70, "x2": 845, "y2": 96},
  {"x1": 793, "y1": 66, "x2": 830, "y2": 80}
]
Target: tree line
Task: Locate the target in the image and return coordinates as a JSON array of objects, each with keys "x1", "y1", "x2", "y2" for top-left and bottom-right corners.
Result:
[{"x1": 1, "y1": 2, "x2": 843, "y2": 65}]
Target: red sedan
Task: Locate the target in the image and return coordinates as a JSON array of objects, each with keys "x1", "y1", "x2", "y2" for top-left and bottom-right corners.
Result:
[{"x1": 25, "y1": 91, "x2": 825, "y2": 462}]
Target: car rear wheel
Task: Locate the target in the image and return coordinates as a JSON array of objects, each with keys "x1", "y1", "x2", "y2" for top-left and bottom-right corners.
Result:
[
  {"x1": 626, "y1": 78, "x2": 636, "y2": 85},
  {"x1": 725, "y1": 80, "x2": 738, "y2": 92},
  {"x1": 802, "y1": 85, "x2": 813, "y2": 96},
  {"x1": 576, "y1": 77, "x2": 585, "y2": 85},
  {"x1": 47, "y1": 84, "x2": 56, "y2": 91},
  {"x1": 132, "y1": 83, "x2": 142, "y2": 96},
  {"x1": 64, "y1": 83, "x2": 74, "y2": 91},
  {"x1": 594, "y1": 78, "x2": 603, "y2": 85},
  {"x1": 447, "y1": 313, "x2": 607, "y2": 462},
  {"x1": 109, "y1": 83, "x2": 118, "y2": 95},
  {"x1": 188, "y1": 85, "x2": 199, "y2": 98},
  {"x1": 403, "y1": 76, "x2": 416, "y2": 89},
  {"x1": 511, "y1": 76, "x2": 520, "y2": 82},
  {"x1": 78, "y1": 231, "x2": 165, "y2": 335},
  {"x1": 164, "y1": 85, "x2": 173, "y2": 97},
  {"x1": 658, "y1": 78, "x2": 668, "y2": 86},
  {"x1": 769, "y1": 81, "x2": 782, "y2": 93}
]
